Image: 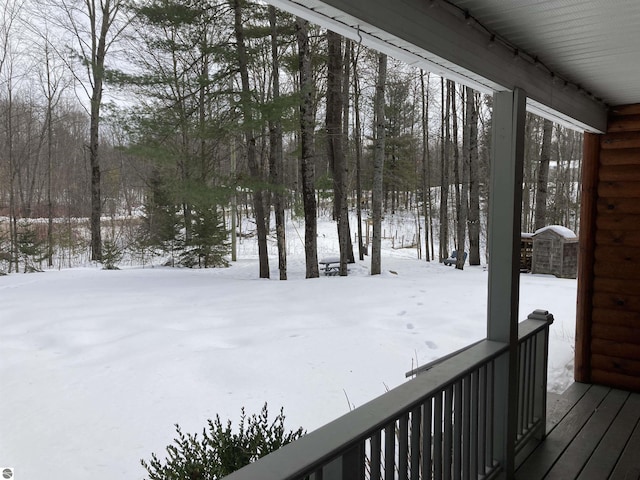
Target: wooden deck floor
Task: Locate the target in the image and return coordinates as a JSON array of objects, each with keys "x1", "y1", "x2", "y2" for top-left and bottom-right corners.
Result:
[{"x1": 516, "y1": 382, "x2": 640, "y2": 479}]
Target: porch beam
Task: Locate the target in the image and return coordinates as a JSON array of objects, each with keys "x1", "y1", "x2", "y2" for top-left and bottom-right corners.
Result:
[
  {"x1": 266, "y1": 0, "x2": 607, "y2": 133},
  {"x1": 487, "y1": 88, "x2": 527, "y2": 477}
]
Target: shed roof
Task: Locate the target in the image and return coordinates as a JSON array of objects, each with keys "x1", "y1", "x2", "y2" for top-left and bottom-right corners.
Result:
[{"x1": 533, "y1": 225, "x2": 578, "y2": 239}]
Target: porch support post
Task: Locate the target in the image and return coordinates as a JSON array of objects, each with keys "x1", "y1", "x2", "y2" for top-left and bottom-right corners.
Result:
[{"x1": 487, "y1": 88, "x2": 526, "y2": 477}]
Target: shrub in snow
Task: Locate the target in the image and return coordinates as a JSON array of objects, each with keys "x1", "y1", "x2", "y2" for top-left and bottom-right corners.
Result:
[
  {"x1": 142, "y1": 403, "x2": 304, "y2": 480},
  {"x1": 102, "y1": 239, "x2": 123, "y2": 270},
  {"x1": 17, "y1": 224, "x2": 46, "y2": 273},
  {"x1": 178, "y1": 205, "x2": 229, "y2": 268}
]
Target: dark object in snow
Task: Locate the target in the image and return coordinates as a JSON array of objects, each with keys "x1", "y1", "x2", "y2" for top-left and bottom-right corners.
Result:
[
  {"x1": 319, "y1": 256, "x2": 341, "y2": 275},
  {"x1": 443, "y1": 250, "x2": 467, "y2": 266}
]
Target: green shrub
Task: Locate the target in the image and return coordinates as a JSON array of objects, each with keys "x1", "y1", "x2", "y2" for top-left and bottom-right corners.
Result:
[
  {"x1": 142, "y1": 404, "x2": 304, "y2": 480},
  {"x1": 102, "y1": 239, "x2": 123, "y2": 270}
]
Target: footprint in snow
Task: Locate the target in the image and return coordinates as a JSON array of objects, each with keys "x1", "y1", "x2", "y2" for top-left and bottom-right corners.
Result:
[
  {"x1": 398, "y1": 310, "x2": 407, "y2": 316},
  {"x1": 406, "y1": 323, "x2": 414, "y2": 330},
  {"x1": 425, "y1": 340, "x2": 437, "y2": 349}
]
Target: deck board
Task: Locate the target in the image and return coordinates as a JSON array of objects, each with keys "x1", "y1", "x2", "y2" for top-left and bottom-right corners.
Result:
[
  {"x1": 517, "y1": 384, "x2": 609, "y2": 479},
  {"x1": 545, "y1": 382, "x2": 590, "y2": 431},
  {"x1": 545, "y1": 389, "x2": 628, "y2": 479},
  {"x1": 609, "y1": 395, "x2": 640, "y2": 480},
  {"x1": 579, "y1": 392, "x2": 640, "y2": 479},
  {"x1": 516, "y1": 384, "x2": 640, "y2": 480}
]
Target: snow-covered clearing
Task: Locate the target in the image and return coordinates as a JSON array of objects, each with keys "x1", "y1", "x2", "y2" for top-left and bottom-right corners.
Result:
[{"x1": 0, "y1": 216, "x2": 576, "y2": 479}]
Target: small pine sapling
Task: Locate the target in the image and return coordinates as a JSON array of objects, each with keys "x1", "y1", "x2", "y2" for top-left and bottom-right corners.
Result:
[{"x1": 102, "y1": 239, "x2": 123, "y2": 270}]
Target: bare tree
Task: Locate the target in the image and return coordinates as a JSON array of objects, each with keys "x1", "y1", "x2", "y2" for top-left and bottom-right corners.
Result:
[
  {"x1": 232, "y1": 0, "x2": 269, "y2": 278},
  {"x1": 33, "y1": 26, "x2": 71, "y2": 266},
  {"x1": 351, "y1": 42, "x2": 366, "y2": 261},
  {"x1": 325, "y1": 30, "x2": 351, "y2": 275},
  {"x1": 371, "y1": 52, "x2": 387, "y2": 275},
  {"x1": 52, "y1": 0, "x2": 128, "y2": 261},
  {"x1": 535, "y1": 119, "x2": 553, "y2": 230},
  {"x1": 269, "y1": 5, "x2": 286, "y2": 280},
  {"x1": 439, "y1": 79, "x2": 451, "y2": 262},
  {"x1": 467, "y1": 89, "x2": 481, "y2": 265},
  {"x1": 0, "y1": 0, "x2": 25, "y2": 272},
  {"x1": 420, "y1": 70, "x2": 434, "y2": 261},
  {"x1": 295, "y1": 17, "x2": 319, "y2": 278}
]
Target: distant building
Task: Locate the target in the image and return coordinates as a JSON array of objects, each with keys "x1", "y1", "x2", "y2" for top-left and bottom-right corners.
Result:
[{"x1": 531, "y1": 225, "x2": 578, "y2": 279}]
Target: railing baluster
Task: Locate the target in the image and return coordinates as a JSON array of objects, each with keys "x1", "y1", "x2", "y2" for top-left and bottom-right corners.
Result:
[
  {"x1": 470, "y1": 370, "x2": 479, "y2": 480},
  {"x1": 462, "y1": 374, "x2": 471, "y2": 480},
  {"x1": 517, "y1": 340, "x2": 525, "y2": 436},
  {"x1": 422, "y1": 398, "x2": 433, "y2": 480},
  {"x1": 371, "y1": 431, "x2": 382, "y2": 480},
  {"x1": 453, "y1": 379, "x2": 462, "y2": 480},
  {"x1": 399, "y1": 413, "x2": 409, "y2": 480},
  {"x1": 528, "y1": 334, "x2": 537, "y2": 426},
  {"x1": 486, "y1": 359, "x2": 495, "y2": 470},
  {"x1": 342, "y1": 442, "x2": 365, "y2": 480},
  {"x1": 385, "y1": 421, "x2": 395, "y2": 479},
  {"x1": 478, "y1": 364, "x2": 487, "y2": 477},
  {"x1": 444, "y1": 386, "x2": 453, "y2": 480},
  {"x1": 528, "y1": 338, "x2": 533, "y2": 426},
  {"x1": 434, "y1": 392, "x2": 443, "y2": 480},
  {"x1": 410, "y1": 406, "x2": 421, "y2": 480}
]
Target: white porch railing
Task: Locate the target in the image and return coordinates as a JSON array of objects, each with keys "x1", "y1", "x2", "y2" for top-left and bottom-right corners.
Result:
[{"x1": 222, "y1": 310, "x2": 553, "y2": 480}]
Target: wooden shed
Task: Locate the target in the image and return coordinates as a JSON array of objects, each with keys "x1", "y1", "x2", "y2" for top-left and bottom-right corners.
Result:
[{"x1": 531, "y1": 226, "x2": 578, "y2": 279}]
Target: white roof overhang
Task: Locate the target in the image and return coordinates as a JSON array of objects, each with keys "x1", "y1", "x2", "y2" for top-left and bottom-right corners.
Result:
[{"x1": 267, "y1": 0, "x2": 609, "y2": 133}]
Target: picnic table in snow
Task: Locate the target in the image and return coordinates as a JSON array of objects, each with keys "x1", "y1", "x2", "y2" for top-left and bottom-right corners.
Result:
[{"x1": 319, "y1": 257, "x2": 341, "y2": 276}]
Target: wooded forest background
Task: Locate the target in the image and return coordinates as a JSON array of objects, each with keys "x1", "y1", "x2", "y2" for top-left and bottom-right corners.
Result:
[{"x1": 0, "y1": 0, "x2": 583, "y2": 277}]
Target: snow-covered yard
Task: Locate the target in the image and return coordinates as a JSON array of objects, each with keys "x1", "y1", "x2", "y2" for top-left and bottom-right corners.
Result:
[{"x1": 0, "y1": 217, "x2": 577, "y2": 479}]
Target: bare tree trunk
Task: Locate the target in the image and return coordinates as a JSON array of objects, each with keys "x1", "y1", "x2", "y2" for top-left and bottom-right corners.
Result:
[
  {"x1": 420, "y1": 70, "x2": 431, "y2": 261},
  {"x1": 295, "y1": 17, "x2": 319, "y2": 278},
  {"x1": 450, "y1": 82, "x2": 466, "y2": 269},
  {"x1": 88, "y1": 0, "x2": 118, "y2": 261},
  {"x1": 43, "y1": 43, "x2": 57, "y2": 267},
  {"x1": 341, "y1": 38, "x2": 355, "y2": 263},
  {"x1": 467, "y1": 90, "x2": 481, "y2": 265},
  {"x1": 233, "y1": 0, "x2": 269, "y2": 278},
  {"x1": 439, "y1": 78, "x2": 451, "y2": 261},
  {"x1": 269, "y1": 6, "x2": 286, "y2": 280},
  {"x1": 371, "y1": 52, "x2": 387, "y2": 275},
  {"x1": 351, "y1": 42, "x2": 366, "y2": 260},
  {"x1": 456, "y1": 87, "x2": 474, "y2": 270},
  {"x1": 7, "y1": 82, "x2": 18, "y2": 272},
  {"x1": 326, "y1": 30, "x2": 350, "y2": 275},
  {"x1": 535, "y1": 118, "x2": 553, "y2": 230}
]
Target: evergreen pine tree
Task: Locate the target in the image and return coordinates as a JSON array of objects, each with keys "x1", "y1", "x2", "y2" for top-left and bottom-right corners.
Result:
[
  {"x1": 180, "y1": 204, "x2": 230, "y2": 268},
  {"x1": 17, "y1": 224, "x2": 46, "y2": 273},
  {"x1": 138, "y1": 171, "x2": 181, "y2": 261}
]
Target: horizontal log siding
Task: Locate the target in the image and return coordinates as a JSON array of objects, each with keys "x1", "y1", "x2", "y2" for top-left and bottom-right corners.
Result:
[{"x1": 584, "y1": 104, "x2": 640, "y2": 392}]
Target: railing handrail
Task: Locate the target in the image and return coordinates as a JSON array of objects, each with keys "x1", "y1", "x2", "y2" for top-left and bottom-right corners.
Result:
[{"x1": 406, "y1": 310, "x2": 554, "y2": 378}]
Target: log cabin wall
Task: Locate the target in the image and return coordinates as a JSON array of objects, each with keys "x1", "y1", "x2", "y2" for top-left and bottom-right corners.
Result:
[{"x1": 576, "y1": 103, "x2": 640, "y2": 392}]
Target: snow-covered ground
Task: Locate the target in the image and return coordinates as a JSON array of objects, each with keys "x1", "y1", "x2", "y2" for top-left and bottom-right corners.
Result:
[{"x1": 0, "y1": 215, "x2": 577, "y2": 479}]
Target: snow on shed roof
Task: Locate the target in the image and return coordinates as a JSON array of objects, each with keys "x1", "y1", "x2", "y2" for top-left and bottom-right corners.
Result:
[{"x1": 533, "y1": 225, "x2": 577, "y2": 239}]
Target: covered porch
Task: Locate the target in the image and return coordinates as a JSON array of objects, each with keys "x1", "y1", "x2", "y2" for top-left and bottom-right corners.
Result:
[{"x1": 224, "y1": 0, "x2": 640, "y2": 478}]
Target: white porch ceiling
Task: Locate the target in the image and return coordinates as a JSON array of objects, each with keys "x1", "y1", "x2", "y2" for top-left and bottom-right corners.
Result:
[
  {"x1": 449, "y1": 0, "x2": 640, "y2": 108},
  {"x1": 267, "y1": 0, "x2": 640, "y2": 133}
]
